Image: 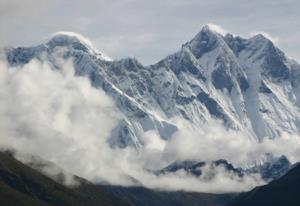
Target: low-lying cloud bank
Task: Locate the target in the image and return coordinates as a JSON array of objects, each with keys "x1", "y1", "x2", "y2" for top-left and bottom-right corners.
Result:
[
  {"x1": 162, "y1": 119, "x2": 300, "y2": 166},
  {"x1": 0, "y1": 58, "x2": 300, "y2": 193}
]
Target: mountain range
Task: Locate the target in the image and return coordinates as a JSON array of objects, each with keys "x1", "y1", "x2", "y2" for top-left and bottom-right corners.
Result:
[
  {"x1": 4, "y1": 25, "x2": 300, "y2": 149},
  {"x1": 2, "y1": 24, "x2": 300, "y2": 205}
]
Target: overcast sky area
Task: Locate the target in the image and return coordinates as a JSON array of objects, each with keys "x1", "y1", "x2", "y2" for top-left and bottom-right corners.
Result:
[{"x1": 0, "y1": 0, "x2": 299, "y2": 65}]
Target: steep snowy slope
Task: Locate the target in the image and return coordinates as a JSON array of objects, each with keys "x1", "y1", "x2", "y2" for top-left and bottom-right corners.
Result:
[
  {"x1": 152, "y1": 26, "x2": 300, "y2": 141},
  {"x1": 225, "y1": 33, "x2": 300, "y2": 139},
  {"x1": 4, "y1": 25, "x2": 300, "y2": 148}
]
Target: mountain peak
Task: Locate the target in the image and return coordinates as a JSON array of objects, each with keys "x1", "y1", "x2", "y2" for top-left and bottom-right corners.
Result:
[
  {"x1": 184, "y1": 25, "x2": 227, "y2": 59},
  {"x1": 201, "y1": 24, "x2": 228, "y2": 36},
  {"x1": 47, "y1": 31, "x2": 93, "y2": 49},
  {"x1": 197, "y1": 25, "x2": 221, "y2": 37},
  {"x1": 46, "y1": 31, "x2": 112, "y2": 61},
  {"x1": 250, "y1": 33, "x2": 270, "y2": 43},
  {"x1": 190, "y1": 24, "x2": 227, "y2": 44},
  {"x1": 201, "y1": 25, "x2": 214, "y2": 33}
]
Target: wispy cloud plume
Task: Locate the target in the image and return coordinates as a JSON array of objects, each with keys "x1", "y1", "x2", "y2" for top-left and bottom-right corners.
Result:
[{"x1": 207, "y1": 23, "x2": 229, "y2": 36}]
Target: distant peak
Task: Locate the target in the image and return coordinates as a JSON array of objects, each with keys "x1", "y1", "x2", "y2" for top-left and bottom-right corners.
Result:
[
  {"x1": 250, "y1": 32, "x2": 279, "y2": 44},
  {"x1": 51, "y1": 31, "x2": 94, "y2": 47},
  {"x1": 201, "y1": 24, "x2": 228, "y2": 36},
  {"x1": 202, "y1": 25, "x2": 212, "y2": 32},
  {"x1": 225, "y1": 33, "x2": 234, "y2": 40},
  {"x1": 251, "y1": 33, "x2": 269, "y2": 41},
  {"x1": 191, "y1": 25, "x2": 222, "y2": 43},
  {"x1": 46, "y1": 31, "x2": 112, "y2": 61},
  {"x1": 184, "y1": 25, "x2": 230, "y2": 59},
  {"x1": 189, "y1": 24, "x2": 228, "y2": 44}
]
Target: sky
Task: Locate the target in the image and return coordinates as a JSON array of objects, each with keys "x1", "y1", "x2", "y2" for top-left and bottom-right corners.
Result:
[{"x1": 1, "y1": 0, "x2": 300, "y2": 65}]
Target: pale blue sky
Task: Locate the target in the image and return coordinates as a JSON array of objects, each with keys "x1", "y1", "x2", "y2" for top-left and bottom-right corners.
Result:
[{"x1": 1, "y1": 0, "x2": 299, "y2": 65}]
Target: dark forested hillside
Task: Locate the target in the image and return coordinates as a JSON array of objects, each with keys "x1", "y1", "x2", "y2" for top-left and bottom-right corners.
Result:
[
  {"x1": 97, "y1": 185, "x2": 235, "y2": 206},
  {"x1": 0, "y1": 151, "x2": 235, "y2": 206},
  {"x1": 227, "y1": 164, "x2": 300, "y2": 206},
  {"x1": 0, "y1": 151, "x2": 128, "y2": 206}
]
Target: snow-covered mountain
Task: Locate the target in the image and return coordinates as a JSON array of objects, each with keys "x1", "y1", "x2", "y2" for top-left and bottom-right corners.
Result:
[
  {"x1": 158, "y1": 154, "x2": 291, "y2": 182},
  {"x1": 4, "y1": 25, "x2": 300, "y2": 148}
]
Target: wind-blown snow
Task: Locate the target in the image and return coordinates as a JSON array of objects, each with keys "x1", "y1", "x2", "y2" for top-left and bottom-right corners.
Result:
[{"x1": 49, "y1": 31, "x2": 112, "y2": 61}]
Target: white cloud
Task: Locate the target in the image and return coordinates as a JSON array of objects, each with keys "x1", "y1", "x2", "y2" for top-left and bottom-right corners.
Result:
[
  {"x1": 161, "y1": 118, "x2": 300, "y2": 166},
  {"x1": 142, "y1": 130, "x2": 167, "y2": 152},
  {"x1": 0, "y1": 58, "x2": 265, "y2": 193},
  {"x1": 137, "y1": 164, "x2": 263, "y2": 193},
  {"x1": 0, "y1": 58, "x2": 127, "y2": 185},
  {"x1": 1, "y1": 58, "x2": 300, "y2": 193}
]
